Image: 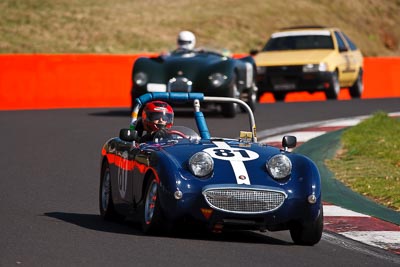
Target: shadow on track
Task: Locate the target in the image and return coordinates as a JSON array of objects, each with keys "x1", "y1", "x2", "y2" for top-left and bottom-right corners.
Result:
[
  {"x1": 44, "y1": 211, "x2": 292, "y2": 246},
  {"x1": 43, "y1": 212, "x2": 142, "y2": 235}
]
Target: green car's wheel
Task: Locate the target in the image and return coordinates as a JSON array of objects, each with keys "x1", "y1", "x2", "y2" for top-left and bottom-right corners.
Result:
[
  {"x1": 221, "y1": 75, "x2": 239, "y2": 118},
  {"x1": 243, "y1": 84, "x2": 257, "y2": 112}
]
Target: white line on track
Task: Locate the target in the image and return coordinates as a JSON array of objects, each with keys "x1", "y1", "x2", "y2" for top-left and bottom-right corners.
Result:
[{"x1": 323, "y1": 205, "x2": 371, "y2": 217}]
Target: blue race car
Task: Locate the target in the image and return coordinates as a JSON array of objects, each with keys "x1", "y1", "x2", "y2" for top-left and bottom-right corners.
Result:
[{"x1": 99, "y1": 92, "x2": 323, "y2": 245}]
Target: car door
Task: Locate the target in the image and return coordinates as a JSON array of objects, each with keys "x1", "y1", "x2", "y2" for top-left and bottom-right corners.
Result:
[
  {"x1": 334, "y1": 31, "x2": 356, "y2": 84},
  {"x1": 341, "y1": 31, "x2": 363, "y2": 83},
  {"x1": 113, "y1": 140, "x2": 138, "y2": 212}
]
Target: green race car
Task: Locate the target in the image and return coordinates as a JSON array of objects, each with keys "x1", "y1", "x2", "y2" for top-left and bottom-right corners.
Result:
[{"x1": 131, "y1": 49, "x2": 258, "y2": 117}]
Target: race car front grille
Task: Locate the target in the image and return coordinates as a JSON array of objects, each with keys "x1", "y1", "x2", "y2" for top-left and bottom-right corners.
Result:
[
  {"x1": 266, "y1": 65, "x2": 303, "y2": 74},
  {"x1": 167, "y1": 77, "x2": 192, "y2": 92},
  {"x1": 202, "y1": 188, "x2": 286, "y2": 214}
]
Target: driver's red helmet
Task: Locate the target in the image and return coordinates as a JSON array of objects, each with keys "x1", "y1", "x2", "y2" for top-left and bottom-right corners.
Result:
[{"x1": 142, "y1": 101, "x2": 174, "y2": 132}]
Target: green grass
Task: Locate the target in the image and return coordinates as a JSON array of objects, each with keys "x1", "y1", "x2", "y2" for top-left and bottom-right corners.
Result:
[
  {"x1": 1, "y1": 0, "x2": 400, "y2": 55},
  {"x1": 326, "y1": 112, "x2": 400, "y2": 211}
]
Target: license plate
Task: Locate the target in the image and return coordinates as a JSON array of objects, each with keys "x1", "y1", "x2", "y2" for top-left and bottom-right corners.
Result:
[
  {"x1": 147, "y1": 83, "x2": 167, "y2": 92},
  {"x1": 273, "y1": 83, "x2": 295, "y2": 90}
]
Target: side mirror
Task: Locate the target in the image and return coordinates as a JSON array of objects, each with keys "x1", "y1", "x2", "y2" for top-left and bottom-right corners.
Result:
[
  {"x1": 249, "y1": 49, "x2": 259, "y2": 56},
  {"x1": 282, "y1": 135, "x2": 297, "y2": 151},
  {"x1": 119, "y1": 128, "x2": 138, "y2": 142}
]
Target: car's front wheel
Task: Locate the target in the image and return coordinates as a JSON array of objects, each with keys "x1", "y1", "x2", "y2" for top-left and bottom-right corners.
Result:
[
  {"x1": 349, "y1": 69, "x2": 363, "y2": 98},
  {"x1": 325, "y1": 71, "x2": 340, "y2": 100},
  {"x1": 221, "y1": 75, "x2": 239, "y2": 118},
  {"x1": 244, "y1": 84, "x2": 257, "y2": 112},
  {"x1": 142, "y1": 175, "x2": 168, "y2": 235},
  {"x1": 289, "y1": 206, "x2": 323, "y2": 246}
]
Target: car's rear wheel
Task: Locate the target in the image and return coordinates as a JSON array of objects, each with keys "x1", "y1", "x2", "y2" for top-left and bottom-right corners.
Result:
[
  {"x1": 241, "y1": 84, "x2": 257, "y2": 112},
  {"x1": 349, "y1": 69, "x2": 363, "y2": 98},
  {"x1": 325, "y1": 71, "x2": 340, "y2": 100},
  {"x1": 273, "y1": 92, "x2": 286, "y2": 101},
  {"x1": 289, "y1": 206, "x2": 323, "y2": 246},
  {"x1": 142, "y1": 175, "x2": 167, "y2": 235},
  {"x1": 99, "y1": 161, "x2": 122, "y2": 221}
]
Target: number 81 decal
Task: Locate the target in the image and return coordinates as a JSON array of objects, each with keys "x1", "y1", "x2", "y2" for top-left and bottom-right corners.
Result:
[{"x1": 203, "y1": 147, "x2": 259, "y2": 161}]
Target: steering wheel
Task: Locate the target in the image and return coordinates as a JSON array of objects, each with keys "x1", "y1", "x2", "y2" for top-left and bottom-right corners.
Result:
[
  {"x1": 168, "y1": 130, "x2": 188, "y2": 139},
  {"x1": 153, "y1": 129, "x2": 188, "y2": 141}
]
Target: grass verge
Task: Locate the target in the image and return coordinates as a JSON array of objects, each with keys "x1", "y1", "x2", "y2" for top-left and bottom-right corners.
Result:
[
  {"x1": 1, "y1": 0, "x2": 399, "y2": 55},
  {"x1": 326, "y1": 112, "x2": 400, "y2": 211}
]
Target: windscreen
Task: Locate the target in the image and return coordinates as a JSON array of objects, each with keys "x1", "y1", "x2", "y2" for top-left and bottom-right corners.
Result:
[{"x1": 263, "y1": 33, "x2": 334, "y2": 51}]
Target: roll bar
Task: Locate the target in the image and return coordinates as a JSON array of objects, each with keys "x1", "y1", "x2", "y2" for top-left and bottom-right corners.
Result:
[{"x1": 130, "y1": 92, "x2": 257, "y2": 142}]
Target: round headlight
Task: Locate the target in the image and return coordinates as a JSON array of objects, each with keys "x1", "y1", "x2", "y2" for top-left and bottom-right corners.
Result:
[
  {"x1": 208, "y1": 73, "x2": 226, "y2": 87},
  {"x1": 133, "y1": 72, "x2": 148, "y2": 86},
  {"x1": 189, "y1": 152, "x2": 214, "y2": 177},
  {"x1": 267, "y1": 154, "x2": 292, "y2": 179}
]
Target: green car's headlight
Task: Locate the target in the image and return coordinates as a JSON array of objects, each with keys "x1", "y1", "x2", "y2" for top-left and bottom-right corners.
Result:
[
  {"x1": 208, "y1": 73, "x2": 226, "y2": 88},
  {"x1": 133, "y1": 72, "x2": 148, "y2": 86},
  {"x1": 302, "y1": 63, "x2": 328, "y2": 72},
  {"x1": 266, "y1": 154, "x2": 292, "y2": 179},
  {"x1": 189, "y1": 152, "x2": 214, "y2": 177}
]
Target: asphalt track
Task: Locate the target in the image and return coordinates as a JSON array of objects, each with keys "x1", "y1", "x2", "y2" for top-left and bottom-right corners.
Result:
[{"x1": 1, "y1": 98, "x2": 400, "y2": 266}]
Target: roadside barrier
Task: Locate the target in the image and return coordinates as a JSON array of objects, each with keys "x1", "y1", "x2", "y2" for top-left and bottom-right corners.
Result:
[{"x1": 0, "y1": 55, "x2": 399, "y2": 110}]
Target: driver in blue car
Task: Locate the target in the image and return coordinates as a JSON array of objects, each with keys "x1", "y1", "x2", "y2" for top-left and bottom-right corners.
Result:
[{"x1": 139, "y1": 101, "x2": 174, "y2": 142}]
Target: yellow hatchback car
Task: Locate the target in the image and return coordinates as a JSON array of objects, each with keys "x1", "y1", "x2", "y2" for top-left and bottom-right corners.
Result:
[{"x1": 252, "y1": 26, "x2": 363, "y2": 101}]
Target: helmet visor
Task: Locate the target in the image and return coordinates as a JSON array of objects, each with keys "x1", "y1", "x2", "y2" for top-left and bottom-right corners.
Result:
[
  {"x1": 146, "y1": 112, "x2": 173, "y2": 124},
  {"x1": 178, "y1": 40, "x2": 192, "y2": 45}
]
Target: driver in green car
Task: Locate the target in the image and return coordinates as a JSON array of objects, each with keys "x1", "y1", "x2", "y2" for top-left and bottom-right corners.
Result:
[{"x1": 175, "y1": 30, "x2": 196, "y2": 52}]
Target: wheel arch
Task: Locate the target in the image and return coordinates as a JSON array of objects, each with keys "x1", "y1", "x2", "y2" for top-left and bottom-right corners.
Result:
[{"x1": 100, "y1": 156, "x2": 109, "y2": 181}]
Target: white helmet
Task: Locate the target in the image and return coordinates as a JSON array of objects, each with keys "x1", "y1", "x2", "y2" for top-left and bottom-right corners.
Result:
[{"x1": 177, "y1": 31, "x2": 196, "y2": 50}]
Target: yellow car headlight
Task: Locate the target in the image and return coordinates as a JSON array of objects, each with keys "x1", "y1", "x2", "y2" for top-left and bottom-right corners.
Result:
[{"x1": 303, "y1": 63, "x2": 328, "y2": 72}]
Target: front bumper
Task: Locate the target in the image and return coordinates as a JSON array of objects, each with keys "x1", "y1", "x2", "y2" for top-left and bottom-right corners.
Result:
[
  {"x1": 256, "y1": 66, "x2": 334, "y2": 94},
  {"x1": 131, "y1": 76, "x2": 233, "y2": 101},
  {"x1": 158, "y1": 183, "x2": 321, "y2": 231}
]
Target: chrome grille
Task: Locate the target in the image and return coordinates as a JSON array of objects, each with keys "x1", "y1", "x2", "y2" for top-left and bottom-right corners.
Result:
[
  {"x1": 202, "y1": 188, "x2": 286, "y2": 214},
  {"x1": 167, "y1": 77, "x2": 192, "y2": 92}
]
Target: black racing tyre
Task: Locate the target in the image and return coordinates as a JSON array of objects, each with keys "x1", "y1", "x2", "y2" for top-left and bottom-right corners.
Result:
[
  {"x1": 221, "y1": 75, "x2": 238, "y2": 118},
  {"x1": 273, "y1": 92, "x2": 286, "y2": 101},
  {"x1": 99, "y1": 161, "x2": 123, "y2": 221},
  {"x1": 325, "y1": 71, "x2": 340, "y2": 100},
  {"x1": 243, "y1": 84, "x2": 257, "y2": 112},
  {"x1": 289, "y1": 205, "x2": 323, "y2": 246},
  {"x1": 141, "y1": 175, "x2": 167, "y2": 235},
  {"x1": 256, "y1": 90, "x2": 264, "y2": 102},
  {"x1": 349, "y1": 69, "x2": 363, "y2": 98}
]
